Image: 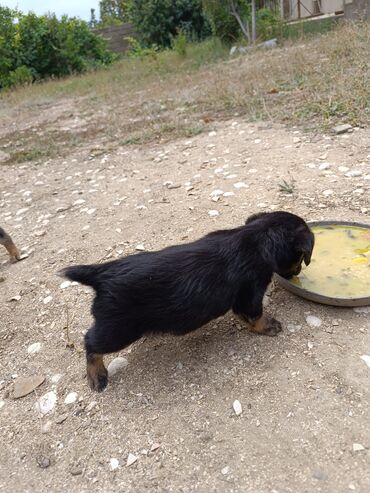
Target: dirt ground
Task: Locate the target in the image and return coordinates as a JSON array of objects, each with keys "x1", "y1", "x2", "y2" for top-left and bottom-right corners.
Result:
[{"x1": 0, "y1": 106, "x2": 369, "y2": 493}]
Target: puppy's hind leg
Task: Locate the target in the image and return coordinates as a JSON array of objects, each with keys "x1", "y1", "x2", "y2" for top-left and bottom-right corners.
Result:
[
  {"x1": 84, "y1": 323, "x2": 143, "y2": 392},
  {"x1": 85, "y1": 327, "x2": 108, "y2": 392},
  {"x1": 0, "y1": 227, "x2": 21, "y2": 261}
]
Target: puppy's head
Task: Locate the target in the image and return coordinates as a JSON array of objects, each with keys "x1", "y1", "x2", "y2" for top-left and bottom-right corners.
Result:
[{"x1": 245, "y1": 211, "x2": 314, "y2": 278}]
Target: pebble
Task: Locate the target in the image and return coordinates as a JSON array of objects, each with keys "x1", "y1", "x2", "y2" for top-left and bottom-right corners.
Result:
[
  {"x1": 55, "y1": 413, "x2": 69, "y2": 424},
  {"x1": 223, "y1": 191, "x2": 235, "y2": 197},
  {"x1": 233, "y1": 182, "x2": 248, "y2": 189},
  {"x1": 43, "y1": 295, "x2": 53, "y2": 304},
  {"x1": 12, "y1": 375, "x2": 45, "y2": 399},
  {"x1": 333, "y1": 124, "x2": 352, "y2": 134},
  {"x1": 233, "y1": 400, "x2": 242, "y2": 416},
  {"x1": 0, "y1": 401, "x2": 4, "y2": 410},
  {"x1": 338, "y1": 166, "x2": 349, "y2": 172},
  {"x1": 27, "y1": 342, "x2": 42, "y2": 354},
  {"x1": 360, "y1": 355, "x2": 370, "y2": 368},
  {"x1": 110, "y1": 458, "x2": 119, "y2": 471},
  {"x1": 287, "y1": 324, "x2": 302, "y2": 333},
  {"x1": 107, "y1": 357, "x2": 128, "y2": 376},
  {"x1": 150, "y1": 443, "x2": 161, "y2": 452},
  {"x1": 221, "y1": 466, "x2": 229, "y2": 475},
  {"x1": 353, "y1": 306, "x2": 370, "y2": 314},
  {"x1": 127, "y1": 453, "x2": 138, "y2": 466},
  {"x1": 10, "y1": 295, "x2": 21, "y2": 302},
  {"x1": 352, "y1": 443, "x2": 365, "y2": 452},
  {"x1": 210, "y1": 189, "x2": 224, "y2": 197},
  {"x1": 306, "y1": 315, "x2": 322, "y2": 328},
  {"x1": 64, "y1": 392, "x2": 78, "y2": 404},
  {"x1": 60, "y1": 281, "x2": 72, "y2": 289},
  {"x1": 86, "y1": 401, "x2": 98, "y2": 412},
  {"x1": 345, "y1": 170, "x2": 362, "y2": 177},
  {"x1": 36, "y1": 391, "x2": 57, "y2": 414},
  {"x1": 36, "y1": 455, "x2": 51, "y2": 469},
  {"x1": 135, "y1": 244, "x2": 145, "y2": 251},
  {"x1": 208, "y1": 210, "x2": 220, "y2": 217}
]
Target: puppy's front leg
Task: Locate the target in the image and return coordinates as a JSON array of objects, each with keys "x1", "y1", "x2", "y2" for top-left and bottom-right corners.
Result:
[
  {"x1": 232, "y1": 283, "x2": 282, "y2": 337},
  {"x1": 0, "y1": 227, "x2": 21, "y2": 261}
]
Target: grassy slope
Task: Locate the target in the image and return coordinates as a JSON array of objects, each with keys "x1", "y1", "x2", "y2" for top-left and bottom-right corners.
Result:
[{"x1": 0, "y1": 21, "x2": 369, "y2": 164}]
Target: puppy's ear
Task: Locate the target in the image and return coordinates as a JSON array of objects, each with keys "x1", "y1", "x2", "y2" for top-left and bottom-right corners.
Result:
[{"x1": 297, "y1": 227, "x2": 314, "y2": 266}]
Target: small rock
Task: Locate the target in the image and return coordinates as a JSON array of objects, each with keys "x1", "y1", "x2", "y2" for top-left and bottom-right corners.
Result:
[
  {"x1": 338, "y1": 166, "x2": 349, "y2": 172},
  {"x1": 43, "y1": 295, "x2": 53, "y2": 305},
  {"x1": 208, "y1": 131, "x2": 217, "y2": 137},
  {"x1": 12, "y1": 375, "x2": 45, "y2": 399},
  {"x1": 36, "y1": 391, "x2": 57, "y2": 414},
  {"x1": 223, "y1": 192, "x2": 235, "y2": 197},
  {"x1": 27, "y1": 342, "x2": 42, "y2": 355},
  {"x1": 150, "y1": 443, "x2": 161, "y2": 452},
  {"x1": 208, "y1": 210, "x2": 219, "y2": 217},
  {"x1": 64, "y1": 392, "x2": 78, "y2": 405},
  {"x1": 293, "y1": 137, "x2": 301, "y2": 144},
  {"x1": 306, "y1": 315, "x2": 322, "y2": 328},
  {"x1": 332, "y1": 319, "x2": 339, "y2": 326},
  {"x1": 135, "y1": 244, "x2": 145, "y2": 251},
  {"x1": 348, "y1": 484, "x2": 356, "y2": 490},
  {"x1": 322, "y1": 189, "x2": 333, "y2": 197},
  {"x1": 287, "y1": 324, "x2": 302, "y2": 333},
  {"x1": 127, "y1": 453, "x2": 138, "y2": 467},
  {"x1": 221, "y1": 466, "x2": 229, "y2": 475},
  {"x1": 9, "y1": 295, "x2": 21, "y2": 302},
  {"x1": 55, "y1": 413, "x2": 68, "y2": 424},
  {"x1": 353, "y1": 306, "x2": 370, "y2": 314},
  {"x1": 345, "y1": 170, "x2": 362, "y2": 177},
  {"x1": 60, "y1": 281, "x2": 72, "y2": 289},
  {"x1": 107, "y1": 357, "x2": 128, "y2": 376},
  {"x1": 333, "y1": 124, "x2": 352, "y2": 134},
  {"x1": 233, "y1": 400, "x2": 242, "y2": 416},
  {"x1": 233, "y1": 182, "x2": 248, "y2": 189},
  {"x1": 352, "y1": 443, "x2": 365, "y2": 452},
  {"x1": 110, "y1": 458, "x2": 119, "y2": 471},
  {"x1": 360, "y1": 355, "x2": 370, "y2": 368},
  {"x1": 307, "y1": 341, "x2": 314, "y2": 350},
  {"x1": 36, "y1": 455, "x2": 51, "y2": 469},
  {"x1": 41, "y1": 420, "x2": 53, "y2": 434},
  {"x1": 0, "y1": 401, "x2": 4, "y2": 410},
  {"x1": 210, "y1": 189, "x2": 224, "y2": 197},
  {"x1": 86, "y1": 401, "x2": 98, "y2": 412}
]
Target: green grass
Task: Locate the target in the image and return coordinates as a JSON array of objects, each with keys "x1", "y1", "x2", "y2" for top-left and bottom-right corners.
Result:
[{"x1": 0, "y1": 21, "x2": 369, "y2": 164}]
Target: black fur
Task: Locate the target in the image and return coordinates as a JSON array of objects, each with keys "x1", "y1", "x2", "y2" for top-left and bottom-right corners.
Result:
[{"x1": 61, "y1": 211, "x2": 314, "y2": 391}]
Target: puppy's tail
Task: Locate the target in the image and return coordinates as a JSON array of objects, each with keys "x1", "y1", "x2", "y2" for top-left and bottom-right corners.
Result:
[{"x1": 59, "y1": 264, "x2": 103, "y2": 290}]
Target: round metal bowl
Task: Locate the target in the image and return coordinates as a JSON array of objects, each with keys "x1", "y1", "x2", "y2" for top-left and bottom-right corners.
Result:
[{"x1": 275, "y1": 220, "x2": 370, "y2": 307}]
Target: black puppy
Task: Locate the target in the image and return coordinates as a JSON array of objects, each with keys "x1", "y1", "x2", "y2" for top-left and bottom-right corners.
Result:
[
  {"x1": 61, "y1": 211, "x2": 314, "y2": 392},
  {"x1": 0, "y1": 227, "x2": 20, "y2": 261}
]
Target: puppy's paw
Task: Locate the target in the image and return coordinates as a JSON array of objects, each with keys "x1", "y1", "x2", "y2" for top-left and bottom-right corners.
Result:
[
  {"x1": 263, "y1": 317, "x2": 282, "y2": 337},
  {"x1": 88, "y1": 371, "x2": 108, "y2": 392}
]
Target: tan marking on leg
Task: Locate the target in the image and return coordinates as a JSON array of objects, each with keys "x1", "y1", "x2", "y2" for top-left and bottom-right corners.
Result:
[
  {"x1": 1, "y1": 236, "x2": 21, "y2": 260},
  {"x1": 86, "y1": 353, "x2": 108, "y2": 392},
  {"x1": 248, "y1": 315, "x2": 282, "y2": 337}
]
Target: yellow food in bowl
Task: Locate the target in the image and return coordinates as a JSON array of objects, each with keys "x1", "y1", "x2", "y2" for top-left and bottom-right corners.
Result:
[{"x1": 290, "y1": 225, "x2": 370, "y2": 298}]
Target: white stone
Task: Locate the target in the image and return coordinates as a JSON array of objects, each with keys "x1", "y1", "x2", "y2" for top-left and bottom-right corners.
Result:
[
  {"x1": 64, "y1": 392, "x2": 78, "y2": 405},
  {"x1": 233, "y1": 182, "x2": 248, "y2": 189},
  {"x1": 208, "y1": 210, "x2": 220, "y2": 217},
  {"x1": 210, "y1": 190, "x2": 224, "y2": 197},
  {"x1": 233, "y1": 400, "x2": 242, "y2": 416},
  {"x1": 135, "y1": 244, "x2": 145, "y2": 251},
  {"x1": 353, "y1": 443, "x2": 365, "y2": 452},
  {"x1": 223, "y1": 192, "x2": 235, "y2": 197},
  {"x1": 36, "y1": 391, "x2": 57, "y2": 414},
  {"x1": 127, "y1": 453, "x2": 138, "y2": 467},
  {"x1": 110, "y1": 458, "x2": 119, "y2": 471},
  {"x1": 306, "y1": 315, "x2": 322, "y2": 328},
  {"x1": 60, "y1": 281, "x2": 72, "y2": 289},
  {"x1": 345, "y1": 170, "x2": 362, "y2": 177},
  {"x1": 27, "y1": 342, "x2": 42, "y2": 354},
  {"x1": 360, "y1": 355, "x2": 370, "y2": 368},
  {"x1": 43, "y1": 296, "x2": 53, "y2": 304},
  {"x1": 221, "y1": 466, "x2": 229, "y2": 475},
  {"x1": 107, "y1": 357, "x2": 128, "y2": 376}
]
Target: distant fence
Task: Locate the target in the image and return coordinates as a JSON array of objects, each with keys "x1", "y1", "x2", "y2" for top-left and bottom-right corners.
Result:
[{"x1": 94, "y1": 24, "x2": 136, "y2": 55}]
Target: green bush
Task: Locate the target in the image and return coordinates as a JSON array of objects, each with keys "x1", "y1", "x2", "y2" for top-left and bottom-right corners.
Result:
[
  {"x1": 256, "y1": 8, "x2": 281, "y2": 41},
  {"x1": 171, "y1": 29, "x2": 188, "y2": 56},
  {"x1": 128, "y1": 0, "x2": 211, "y2": 48},
  {"x1": 0, "y1": 6, "x2": 116, "y2": 89}
]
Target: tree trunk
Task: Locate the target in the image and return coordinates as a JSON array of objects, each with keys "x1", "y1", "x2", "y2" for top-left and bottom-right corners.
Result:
[
  {"x1": 229, "y1": 0, "x2": 251, "y2": 44},
  {"x1": 251, "y1": 0, "x2": 257, "y2": 44}
]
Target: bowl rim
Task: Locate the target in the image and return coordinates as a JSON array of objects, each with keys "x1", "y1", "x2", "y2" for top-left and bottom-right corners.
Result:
[{"x1": 275, "y1": 219, "x2": 370, "y2": 307}]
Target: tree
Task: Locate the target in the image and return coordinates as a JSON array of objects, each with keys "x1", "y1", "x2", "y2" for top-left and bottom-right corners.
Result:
[
  {"x1": 99, "y1": 0, "x2": 129, "y2": 26},
  {"x1": 203, "y1": 0, "x2": 257, "y2": 43},
  {"x1": 128, "y1": 0, "x2": 210, "y2": 48}
]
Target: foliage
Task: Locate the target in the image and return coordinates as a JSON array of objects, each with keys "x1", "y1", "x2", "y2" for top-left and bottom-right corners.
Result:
[
  {"x1": 202, "y1": 0, "x2": 249, "y2": 41},
  {"x1": 171, "y1": 29, "x2": 188, "y2": 56},
  {"x1": 256, "y1": 7, "x2": 281, "y2": 40},
  {"x1": 0, "y1": 7, "x2": 116, "y2": 89},
  {"x1": 99, "y1": 0, "x2": 130, "y2": 25},
  {"x1": 126, "y1": 36, "x2": 159, "y2": 59},
  {"x1": 128, "y1": 0, "x2": 211, "y2": 47}
]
